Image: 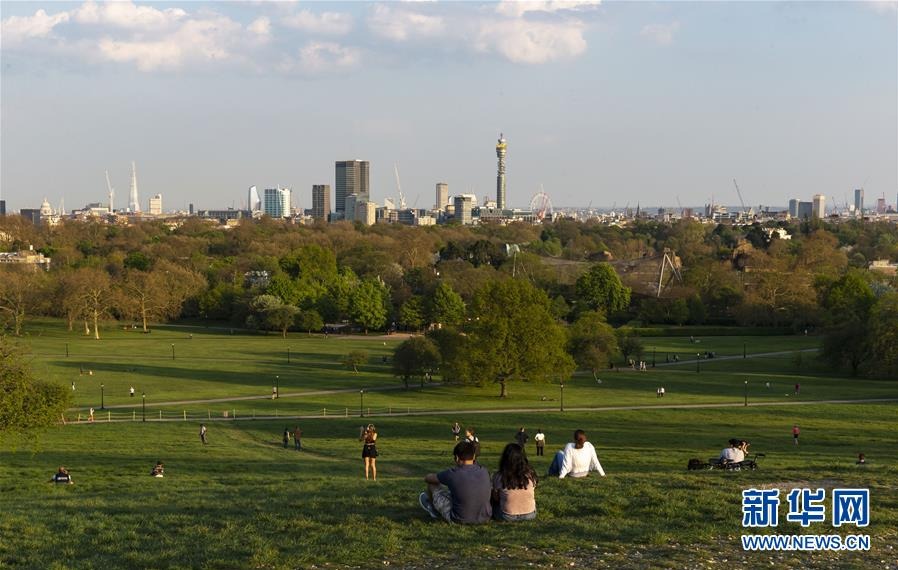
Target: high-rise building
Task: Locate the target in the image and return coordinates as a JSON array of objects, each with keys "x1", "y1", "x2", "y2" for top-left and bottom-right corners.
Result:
[
  {"x1": 854, "y1": 189, "x2": 864, "y2": 217},
  {"x1": 148, "y1": 194, "x2": 162, "y2": 215},
  {"x1": 812, "y1": 194, "x2": 826, "y2": 219},
  {"x1": 797, "y1": 201, "x2": 813, "y2": 220},
  {"x1": 248, "y1": 186, "x2": 261, "y2": 213},
  {"x1": 344, "y1": 193, "x2": 358, "y2": 221},
  {"x1": 788, "y1": 199, "x2": 799, "y2": 219},
  {"x1": 454, "y1": 194, "x2": 475, "y2": 225},
  {"x1": 436, "y1": 183, "x2": 448, "y2": 209},
  {"x1": 128, "y1": 161, "x2": 141, "y2": 213},
  {"x1": 335, "y1": 160, "x2": 369, "y2": 214},
  {"x1": 312, "y1": 184, "x2": 331, "y2": 221},
  {"x1": 495, "y1": 134, "x2": 507, "y2": 210},
  {"x1": 263, "y1": 187, "x2": 291, "y2": 218},
  {"x1": 0, "y1": 200, "x2": 5, "y2": 216},
  {"x1": 189, "y1": 203, "x2": 194, "y2": 216},
  {"x1": 877, "y1": 197, "x2": 886, "y2": 214},
  {"x1": 356, "y1": 200, "x2": 376, "y2": 226}
]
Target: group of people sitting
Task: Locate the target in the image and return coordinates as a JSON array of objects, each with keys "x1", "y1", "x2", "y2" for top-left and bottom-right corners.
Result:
[
  {"x1": 715, "y1": 438, "x2": 750, "y2": 466},
  {"x1": 419, "y1": 429, "x2": 605, "y2": 524}
]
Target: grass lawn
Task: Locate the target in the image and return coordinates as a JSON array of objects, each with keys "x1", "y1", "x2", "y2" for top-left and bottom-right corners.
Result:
[
  {"x1": 2, "y1": 405, "x2": 895, "y2": 569},
  {"x1": 3, "y1": 319, "x2": 896, "y2": 568}
]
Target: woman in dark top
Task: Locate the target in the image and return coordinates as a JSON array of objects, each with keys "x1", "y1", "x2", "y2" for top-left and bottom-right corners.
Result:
[{"x1": 361, "y1": 424, "x2": 378, "y2": 481}]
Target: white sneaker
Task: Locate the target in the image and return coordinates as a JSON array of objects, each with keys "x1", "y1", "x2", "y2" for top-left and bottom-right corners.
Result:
[{"x1": 419, "y1": 492, "x2": 439, "y2": 519}]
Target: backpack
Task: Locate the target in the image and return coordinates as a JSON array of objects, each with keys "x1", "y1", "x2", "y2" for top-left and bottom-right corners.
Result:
[{"x1": 687, "y1": 458, "x2": 706, "y2": 471}]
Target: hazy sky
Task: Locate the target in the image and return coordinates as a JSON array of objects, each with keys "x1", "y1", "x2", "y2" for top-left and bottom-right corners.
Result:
[{"x1": 1, "y1": 1, "x2": 896, "y2": 213}]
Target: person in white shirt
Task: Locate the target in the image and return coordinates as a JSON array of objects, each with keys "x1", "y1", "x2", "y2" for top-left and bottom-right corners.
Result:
[
  {"x1": 547, "y1": 430, "x2": 606, "y2": 479},
  {"x1": 719, "y1": 439, "x2": 745, "y2": 464}
]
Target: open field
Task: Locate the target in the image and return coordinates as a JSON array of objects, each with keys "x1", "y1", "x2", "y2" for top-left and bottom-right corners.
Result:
[{"x1": 3, "y1": 320, "x2": 897, "y2": 569}]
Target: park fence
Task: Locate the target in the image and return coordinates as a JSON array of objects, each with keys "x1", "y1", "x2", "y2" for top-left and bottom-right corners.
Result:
[{"x1": 62, "y1": 405, "x2": 443, "y2": 424}]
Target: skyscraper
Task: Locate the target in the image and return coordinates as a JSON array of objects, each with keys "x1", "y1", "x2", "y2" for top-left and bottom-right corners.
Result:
[
  {"x1": 335, "y1": 160, "x2": 369, "y2": 214},
  {"x1": 248, "y1": 186, "x2": 261, "y2": 213},
  {"x1": 0, "y1": 200, "x2": 5, "y2": 216},
  {"x1": 788, "y1": 199, "x2": 799, "y2": 219},
  {"x1": 128, "y1": 161, "x2": 141, "y2": 213},
  {"x1": 454, "y1": 194, "x2": 474, "y2": 225},
  {"x1": 312, "y1": 184, "x2": 331, "y2": 221},
  {"x1": 436, "y1": 183, "x2": 448, "y2": 209},
  {"x1": 854, "y1": 188, "x2": 864, "y2": 216},
  {"x1": 495, "y1": 134, "x2": 507, "y2": 210},
  {"x1": 263, "y1": 187, "x2": 291, "y2": 218},
  {"x1": 812, "y1": 194, "x2": 826, "y2": 219}
]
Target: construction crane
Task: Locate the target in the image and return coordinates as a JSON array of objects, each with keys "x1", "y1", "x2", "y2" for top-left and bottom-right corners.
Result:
[
  {"x1": 393, "y1": 163, "x2": 407, "y2": 210},
  {"x1": 732, "y1": 178, "x2": 748, "y2": 219},
  {"x1": 105, "y1": 170, "x2": 115, "y2": 213}
]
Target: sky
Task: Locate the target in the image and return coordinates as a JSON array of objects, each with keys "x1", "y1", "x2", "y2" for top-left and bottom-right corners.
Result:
[{"x1": 1, "y1": 0, "x2": 896, "y2": 213}]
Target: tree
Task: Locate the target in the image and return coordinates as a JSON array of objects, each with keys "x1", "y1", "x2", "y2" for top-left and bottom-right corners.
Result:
[
  {"x1": 118, "y1": 262, "x2": 206, "y2": 332},
  {"x1": 349, "y1": 278, "x2": 389, "y2": 334},
  {"x1": 869, "y1": 292, "x2": 898, "y2": 377},
  {"x1": 266, "y1": 304, "x2": 299, "y2": 338},
  {"x1": 458, "y1": 279, "x2": 574, "y2": 398},
  {"x1": 567, "y1": 311, "x2": 618, "y2": 378},
  {"x1": 296, "y1": 309, "x2": 324, "y2": 336},
  {"x1": 392, "y1": 336, "x2": 441, "y2": 389},
  {"x1": 428, "y1": 282, "x2": 465, "y2": 327},
  {"x1": 0, "y1": 268, "x2": 46, "y2": 336},
  {"x1": 343, "y1": 350, "x2": 368, "y2": 373},
  {"x1": 575, "y1": 263, "x2": 631, "y2": 315},
  {"x1": 0, "y1": 337, "x2": 70, "y2": 441},
  {"x1": 80, "y1": 268, "x2": 113, "y2": 340},
  {"x1": 398, "y1": 296, "x2": 426, "y2": 332},
  {"x1": 820, "y1": 271, "x2": 875, "y2": 375},
  {"x1": 616, "y1": 331, "x2": 644, "y2": 365}
]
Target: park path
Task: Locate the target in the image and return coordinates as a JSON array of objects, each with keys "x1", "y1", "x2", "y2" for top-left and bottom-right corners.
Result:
[
  {"x1": 651, "y1": 347, "x2": 819, "y2": 368},
  {"x1": 68, "y1": 397, "x2": 898, "y2": 424}
]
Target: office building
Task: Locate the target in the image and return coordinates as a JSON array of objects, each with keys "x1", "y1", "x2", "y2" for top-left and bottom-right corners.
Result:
[
  {"x1": 312, "y1": 185, "x2": 331, "y2": 221},
  {"x1": 812, "y1": 194, "x2": 825, "y2": 219},
  {"x1": 854, "y1": 189, "x2": 864, "y2": 217},
  {"x1": 148, "y1": 194, "x2": 162, "y2": 215},
  {"x1": 188, "y1": 203, "x2": 194, "y2": 216},
  {"x1": 20, "y1": 209, "x2": 42, "y2": 225},
  {"x1": 877, "y1": 197, "x2": 886, "y2": 214},
  {"x1": 788, "y1": 199, "x2": 799, "y2": 219},
  {"x1": 0, "y1": 200, "x2": 5, "y2": 216},
  {"x1": 495, "y1": 134, "x2": 507, "y2": 210},
  {"x1": 436, "y1": 183, "x2": 449, "y2": 209},
  {"x1": 356, "y1": 200, "x2": 376, "y2": 226},
  {"x1": 454, "y1": 194, "x2": 475, "y2": 225},
  {"x1": 344, "y1": 194, "x2": 358, "y2": 222},
  {"x1": 263, "y1": 187, "x2": 291, "y2": 218},
  {"x1": 248, "y1": 186, "x2": 261, "y2": 213},
  {"x1": 335, "y1": 160, "x2": 369, "y2": 214},
  {"x1": 797, "y1": 201, "x2": 813, "y2": 220}
]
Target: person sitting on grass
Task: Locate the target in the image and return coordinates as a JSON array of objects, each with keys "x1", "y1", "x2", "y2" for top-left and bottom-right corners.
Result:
[
  {"x1": 491, "y1": 443, "x2": 537, "y2": 522},
  {"x1": 419, "y1": 440, "x2": 492, "y2": 524},
  {"x1": 717, "y1": 439, "x2": 745, "y2": 465},
  {"x1": 151, "y1": 461, "x2": 164, "y2": 478},
  {"x1": 547, "y1": 429, "x2": 606, "y2": 479},
  {"x1": 51, "y1": 467, "x2": 73, "y2": 484}
]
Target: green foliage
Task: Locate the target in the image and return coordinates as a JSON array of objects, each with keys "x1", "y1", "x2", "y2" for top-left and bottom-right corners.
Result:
[
  {"x1": 296, "y1": 309, "x2": 324, "y2": 335},
  {"x1": 398, "y1": 296, "x2": 426, "y2": 332},
  {"x1": 392, "y1": 336, "x2": 441, "y2": 388},
  {"x1": 820, "y1": 271, "x2": 876, "y2": 375},
  {"x1": 123, "y1": 251, "x2": 152, "y2": 271},
  {"x1": 575, "y1": 263, "x2": 631, "y2": 315},
  {"x1": 0, "y1": 337, "x2": 70, "y2": 440},
  {"x1": 427, "y1": 282, "x2": 465, "y2": 327},
  {"x1": 459, "y1": 279, "x2": 575, "y2": 397},
  {"x1": 349, "y1": 279, "x2": 389, "y2": 333},
  {"x1": 869, "y1": 292, "x2": 898, "y2": 377},
  {"x1": 266, "y1": 273, "x2": 301, "y2": 306},
  {"x1": 616, "y1": 331, "x2": 644, "y2": 364},
  {"x1": 342, "y1": 350, "x2": 369, "y2": 373},
  {"x1": 568, "y1": 311, "x2": 618, "y2": 375}
]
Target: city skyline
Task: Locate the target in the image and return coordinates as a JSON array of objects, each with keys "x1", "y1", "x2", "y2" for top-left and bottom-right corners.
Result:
[{"x1": 1, "y1": 1, "x2": 896, "y2": 213}]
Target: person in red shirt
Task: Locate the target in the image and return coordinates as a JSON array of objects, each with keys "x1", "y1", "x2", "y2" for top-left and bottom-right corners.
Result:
[{"x1": 792, "y1": 425, "x2": 800, "y2": 446}]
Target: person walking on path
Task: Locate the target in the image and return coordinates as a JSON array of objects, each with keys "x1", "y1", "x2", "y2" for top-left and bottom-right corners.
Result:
[
  {"x1": 293, "y1": 426, "x2": 302, "y2": 451},
  {"x1": 88, "y1": 408, "x2": 95, "y2": 423},
  {"x1": 534, "y1": 429, "x2": 546, "y2": 457},
  {"x1": 283, "y1": 427, "x2": 290, "y2": 449},
  {"x1": 199, "y1": 424, "x2": 208, "y2": 445},
  {"x1": 514, "y1": 427, "x2": 528, "y2": 448},
  {"x1": 792, "y1": 425, "x2": 800, "y2": 446},
  {"x1": 361, "y1": 424, "x2": 378, "y2": 481},
  {"x1": 451, "y1": 422, "x2": 462, "y2": 441}
]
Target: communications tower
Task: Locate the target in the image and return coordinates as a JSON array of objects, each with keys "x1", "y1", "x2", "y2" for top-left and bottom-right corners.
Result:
[
  {"x1": 128, "y1": 161, "x2": 141, "y2": 213},
  {"x1": 496, "y1": 133, "x2": 507, "y2": 210}
]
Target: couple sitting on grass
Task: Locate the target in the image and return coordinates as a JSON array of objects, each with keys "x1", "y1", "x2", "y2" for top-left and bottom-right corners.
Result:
[{"x1": 419, "y1": 429, "x2": 605, "y2": 524}]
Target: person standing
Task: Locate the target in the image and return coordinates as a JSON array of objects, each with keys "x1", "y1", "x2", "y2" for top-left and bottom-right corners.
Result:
[
  {"x1": 534, "y1": 429, "x2": 546, "y2": 457},
  {"x1": 88, "y1": 408, "x2": 95, "y2": 423},
  {"x1": 464, "y1": 427, "x2": 481, "y2": 459},
  {"x1": 199, "y1": 424, "x2": 208, "y2": 445},
  {"x1": 794, "y1": 383, "x2": 800, "y2": 396},
  {"x1": 71, "y1": 382, "x2": 76, "y2": 392},
  {"x1": 130, "y1": 386, "x2": 135, "y2": 397},
  {"x1": 282, "y1": 427, "x2": 290, "y2": 449},
  {"x1": 293, "y1": 426, "x2": 302, "y2": 451},
  {"x1": 514, "y1": 427, "x2": 528, "y2": 448},
  {"x1": 792, "y1": 425, "x2": 800, "y2": 446},
  {"x1": 361, "y1": 424, "x2": 378, "y2": 481},
  {"x1": 659, "y1": 387, "x2": 665, "y2": 398},
  {"x1": 419, "y1": 440, "x2": 492, "y2": 524},
  {"x1": 451, "y1": 422, "x2": 462, "y2": 441}
]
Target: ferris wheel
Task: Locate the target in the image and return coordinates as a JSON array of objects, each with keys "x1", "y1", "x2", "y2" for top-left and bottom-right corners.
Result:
[{"x1": 529, "y1": 190, "x2": 553, "y2": 220}]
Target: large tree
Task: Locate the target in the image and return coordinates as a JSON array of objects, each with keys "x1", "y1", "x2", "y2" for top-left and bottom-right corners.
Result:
[
  {"x1": 392, "y1": 336, "x2": 441, "y2": 389},
  {"x1": 428, "y1": 282, "x2": 465, "y2": 328},
  {"x1": 869, "y1": 292, "x2": 898, "y2": 377},
  {"x1": 820, "y1": 270, "x2": 875, "y2": 375},
  {"x1": 567, "y1": 311, "x2": 618, "y2": 378},
  {"x1": 349, "y1": 278, "x2": 389, "y2": 334},
  {"x1": 79, "y1": 268, "x2": 113, "y2": 340},
  {"x1": 575, "y1": 263, "x2": 631, "y2": 315},
  {"x1": 0, "y1": 337, "x2": 70, "y2": 440},
  {"x1": 459, "y1": 279, "x2": 574, "y2": 398},
  {"x1": 118, "y1": 261, "x2": 206, "y2": 332},
  {"x1": 0, "y1": 268, "x2": 46, "y2": 336}
]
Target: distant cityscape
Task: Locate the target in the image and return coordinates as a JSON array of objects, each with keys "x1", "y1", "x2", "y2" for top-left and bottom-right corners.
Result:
[{"x1": 3, "y1": 133, "x2": 897, "y2": 228}]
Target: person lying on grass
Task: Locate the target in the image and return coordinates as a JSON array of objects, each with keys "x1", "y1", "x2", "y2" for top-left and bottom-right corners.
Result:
[
  {"x1": 491, "y1": 443, "x2": 537, "y2": 522},
  {"x1": 547, "y1": 429, "x2": 606, "y2": 479},
  {"x1": 419, "y1": 440, "x2": 492, "y2": 524}
]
